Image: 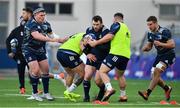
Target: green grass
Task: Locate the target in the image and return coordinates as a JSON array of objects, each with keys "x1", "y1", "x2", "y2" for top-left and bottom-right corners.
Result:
[{"x1": 0, "y1": 77, "x2": 180, "y2": 108}]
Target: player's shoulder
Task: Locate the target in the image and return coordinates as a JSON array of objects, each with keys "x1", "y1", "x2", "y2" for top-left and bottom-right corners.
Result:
[
  {"x1": 25, "y1": 18, "x2": 38, "y2": 28},
  {"x1": 86, "y1": 27, "x2": 93, "y2": 32},
  {"x1": 43, "y1": 20, "x2": 51, "y2": 26},
  {"x1": 159, "y1": 26, "x2": 171, "y2": 34},
  {"x1": 102, "y1": 25, "x2": 109, "y2": 31},
  {"x1": 110, "y1": 22, "x2": 120, "y2": 30}
]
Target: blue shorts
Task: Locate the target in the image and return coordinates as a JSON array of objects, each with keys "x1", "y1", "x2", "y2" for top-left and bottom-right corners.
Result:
[
  {"x1": 56, "y1": 49, "x2": 82, "y2": 68},
  {"x1": 102, "y1": 54, "x2": 129, "y2": 70},
  {"x1": 153, "y1": 52, "x2": 176, "y2": 67},
  {"x1": 22, "y1": 49, "x2": 47, "y2": 63}
]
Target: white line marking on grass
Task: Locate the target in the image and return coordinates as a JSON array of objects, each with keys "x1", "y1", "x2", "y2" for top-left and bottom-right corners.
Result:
[
  {"x1": 38, "y1": 101, "x2": 179, "y2": 106},
  {"x1": 4, "y1": 93, "x2": 31, "y2": 97},
  {"x1": 4, "y1": 93, "x2": 65, "y2": 98},
  {"x1": 38, "y1": 102, "x2": 162, "y2": 106},
  {"x1": 0, "y1": 89, "x2": 17, "y2": 92}
]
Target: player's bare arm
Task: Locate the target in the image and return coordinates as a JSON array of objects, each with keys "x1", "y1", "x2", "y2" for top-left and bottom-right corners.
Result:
[
  {"x1": 142, "y1": 42, "x2": 153, "y2": 52},
  {"x1": 88, "y1": 33, "x2": 113, "y2": 47},
  {"x1": 48, "y1": 32, "x2": 69, "y2": 43},
  {"x1": 31, "y1": 31, "x2": 56, "y2": 42},
  {"x1": 154, "y1": 39, "x2": 175, "y2": 49}
]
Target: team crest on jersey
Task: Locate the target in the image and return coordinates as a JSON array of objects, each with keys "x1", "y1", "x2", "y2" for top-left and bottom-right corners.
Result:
[
  {"x1": 28, "y1": 57, "x2": 32, "y2": 61},
  {"x1": 42, "y1": 25, "x2": 48, "y2": 30},
  {"x1": 156, "y1": 34, "x2": 162, "y2": 40},
  {"x1": 38, "y1": 26, "x2": 41, "y2": 29},
  {"x1": 99, "y1": 34, "x2": 102, "y2": 38}
]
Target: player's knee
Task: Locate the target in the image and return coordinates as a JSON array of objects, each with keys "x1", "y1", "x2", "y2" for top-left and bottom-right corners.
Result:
[
  {"x1": 84, "y1": 73, "x2": 92, "y2": 81},
  {"x1": 155, "y1": 62, "x2": 167, "y2": 72}
]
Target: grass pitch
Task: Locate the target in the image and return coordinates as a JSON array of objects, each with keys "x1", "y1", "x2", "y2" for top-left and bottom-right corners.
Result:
[{"x1": 0, "y1": 76, "x2": 179, "y2": 108}]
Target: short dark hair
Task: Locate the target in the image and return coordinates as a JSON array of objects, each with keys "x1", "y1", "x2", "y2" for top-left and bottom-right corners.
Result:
[
  {"x1": 147, "y1": 16, "x2": 157, "y2": 23},
  {"x1": 92, "y1": 15, "x2": 103, "y2": 23},
  {"x1": 114, "y1": 12, "x2": 124, "y2": 19},
  {"x1": 33, "y1": 7, "x2": 45, "y2": 15},
  {"x1": 22, "y1": 7, "x2": 33, "y2": 15}
]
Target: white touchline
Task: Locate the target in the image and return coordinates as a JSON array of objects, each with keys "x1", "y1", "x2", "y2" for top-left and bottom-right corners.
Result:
[{"x1": 4, "y1": 93, "x2": 65, "y2": 98}]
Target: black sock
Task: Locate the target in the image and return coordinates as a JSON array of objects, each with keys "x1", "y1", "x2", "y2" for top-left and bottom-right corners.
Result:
[
  {"x1": 83, "y1": 80, "x2": 90, "y2": 99},
  {"x1": 147, "y1": 89, "x2": 152, "y2": 96},
  {"x1": 29, "y1": 74, "x2": 39, "y2": 94},
  {"x1": 96, "y1": 84, "x2": 105, "y2": 100},
  {"x1": 42, "y1": 74, "x2": 49, "y2": 94},
  {"x1": 163, "y1": 85, "x2": 169, "y2": 91}
]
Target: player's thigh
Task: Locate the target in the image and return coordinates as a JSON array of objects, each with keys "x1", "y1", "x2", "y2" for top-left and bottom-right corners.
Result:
[
  {"x1": 28, "y1": 60, "x2": 40, "y2": 75},
  {"x1": 84, "y1": 65, "x2": 96, "y2": 80},
  {"x1": 98, "y1": 63, "x2": 111, "y2": 74},
  {"x1": 72, "y1": 62, "x2": 85, "y2": 78},
  {"x1": 115, "y1": 68, "x2": 125, "y2": 77},
  {"x1": 39, "y1": 59, "x2": 49, "y2": 74}
]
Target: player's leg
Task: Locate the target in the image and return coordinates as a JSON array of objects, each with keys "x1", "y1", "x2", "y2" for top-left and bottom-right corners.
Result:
[
  {"x1": 99, "y1": 63, "x2": 116, "y2": 101},
  {"x1": 49, "y1": 72, "x2": 66, "y2": 86},
  {"x1": 39, "y1": 58, "x2": 54, "y2": 101},
  {"x1": 63, "y1": 67, "x2": 81, "y2": 102},
  {"x1": 83, "y1": 64, "x2": 96, "y2": 102},
  {"x1": 138, "y1": 61, "x2": 167, "y2": 100},
  {"x1": 150, "y1": 67, "x2": 172, "y2": 101},
  {"x1": 115, "y1": 69, "x2": 127, "y2": 102},
  {"x1": 27, "y1": 60, "x2": 43, "y2": 101},
  {"x1": 17, "y1": 60, "x2": 26, "y2": 94},
  {"x1": 70, "y1": 62, "x2": 85, "y2": 92},
  {"x1": 94, "y1": 70, "x2": 105, "y2": 101},
  {"x1": 64, "y1": 67, "x2": 75, "y2": 88}
]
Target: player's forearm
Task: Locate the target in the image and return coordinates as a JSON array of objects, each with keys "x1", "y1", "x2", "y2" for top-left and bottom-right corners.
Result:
[
  {"x1": 32, "y1": 32, "x2": 53, "y2": 42},
  {"x1": 142, "y1": 44, "x2": 152, "y2": 52},
  {"x1": 96, "y1": 33, "x2": 113, "y2": 45},
  {"x1": 160, "y1": 42, "x2": 175, "y2": 49}
]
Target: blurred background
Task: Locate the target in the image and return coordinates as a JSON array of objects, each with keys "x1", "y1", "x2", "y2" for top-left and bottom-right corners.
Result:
[{"x1": 0, "y1": 0, "x2": 180, "y2": 80}]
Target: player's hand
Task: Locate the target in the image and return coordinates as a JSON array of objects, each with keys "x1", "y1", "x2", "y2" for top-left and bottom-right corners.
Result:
[
  {"x1": 154, "y1": 40, "x2": 162, "y2": 47},
  {"x1": 8, "y1": 52, "x2": 15, "y2": 58},
  {"x1": 87, "y1": 54, "x2": 97, "y2": 62},
  {"x1": 88, "y1": 40, "x2": 97, "y2": 47},
  {"x1": 59, "y1": 36, "x2": 69, "y2": 43}
]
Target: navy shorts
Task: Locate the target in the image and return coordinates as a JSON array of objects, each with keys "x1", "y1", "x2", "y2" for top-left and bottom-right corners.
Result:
[
  {"x1": 22, "y1": 50, "x2": 47, "y2": 63},
  {"x1": 56, "y1": 50, "x2": 82, "y2": 68},
  {"x1": 86, "y1": 59, "x2": 102, "y2": 70},
  {"x1": 153, "y1": 52, "x2": 176, "y2": 67},
  {"x1": 102, "y1": 54, "x2": 129, "y2": 70}
]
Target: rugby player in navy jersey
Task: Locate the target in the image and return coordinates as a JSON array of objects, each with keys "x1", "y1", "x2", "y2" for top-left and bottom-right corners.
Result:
[
  {"x1": 138, "y1": 16, "x2": 176, "y2": 101},
  {"x1": 22, "y1": 7, "x2": 68, "y2": 101},
  {"x1": 83, "y1": 15, "x2": 110, "y2": 102},
  {"x1": 88, "y1": 13, "x2": 131, "y2": 102}
]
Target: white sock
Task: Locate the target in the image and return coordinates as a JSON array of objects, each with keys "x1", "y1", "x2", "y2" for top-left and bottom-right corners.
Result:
[
  {"x1": 105, "y1": 82, "x2": 112, "y2": 91},
  {"x1": 120, "y1": 90, "x2": 126, "y2": 97},
  {"x1": 54, "y1": 74, "x2": 66, "y2": 86},
  {"x1": 67, "y1": 83, "x2": 77, "y2": 92}
]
